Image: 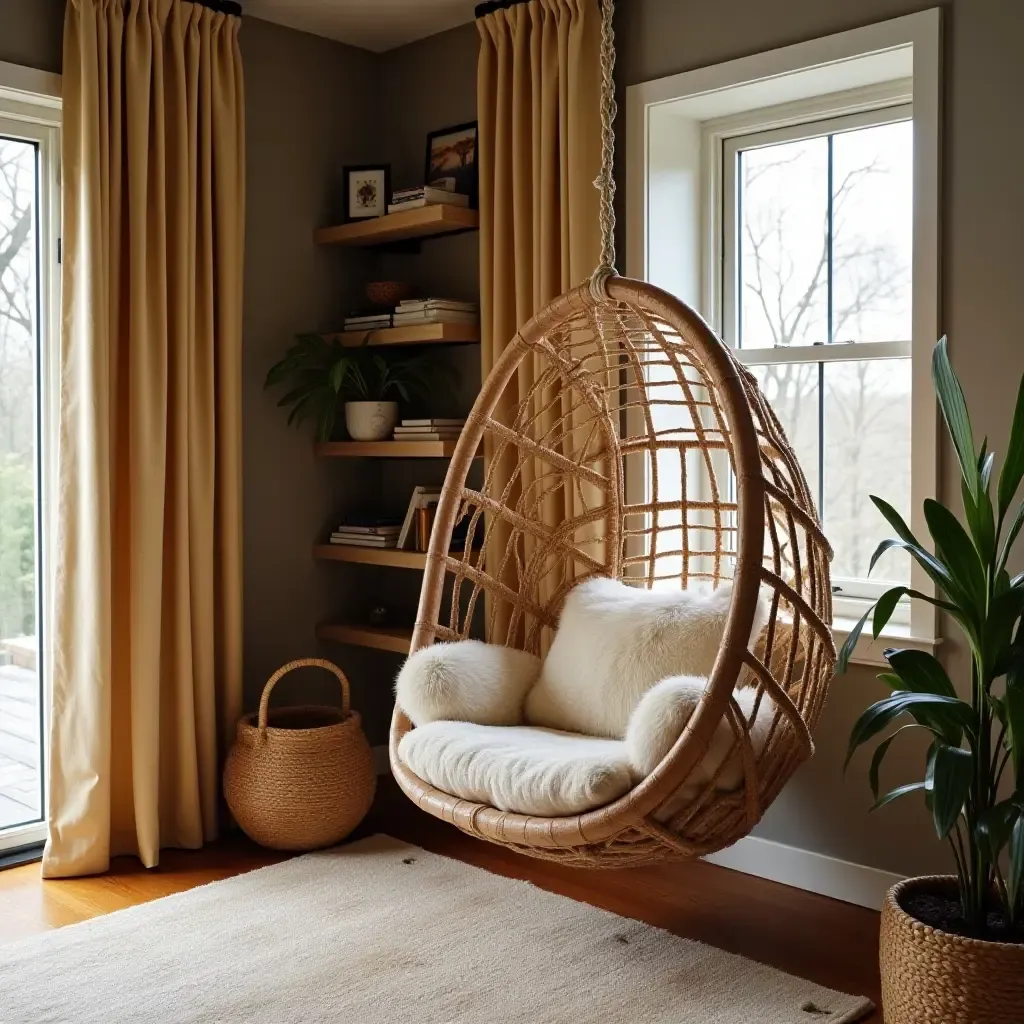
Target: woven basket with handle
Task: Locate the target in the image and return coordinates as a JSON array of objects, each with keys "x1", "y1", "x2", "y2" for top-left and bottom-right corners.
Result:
[{"x1": 224, "y1": 658, "x2": 376, "y2": 851}]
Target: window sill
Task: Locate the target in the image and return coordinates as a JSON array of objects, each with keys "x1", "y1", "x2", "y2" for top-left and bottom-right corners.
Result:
[{"x1": 832, "y1": 617, "x2": 941, "y2": 668}]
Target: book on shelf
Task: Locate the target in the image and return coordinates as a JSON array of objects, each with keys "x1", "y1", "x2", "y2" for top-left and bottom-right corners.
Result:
[
  {"x1": 398, "y1": 486, "x2": 442, "y2": 550},
  {"x1": 334, "y1": 521, "x2": 401, "y2": 536},
  {"x1": 344, "y1": 317, "x2": 392, "y2": 329},
  {"x1": 401, "y1": 418, "x2": 466, "y2": 427},
  {"x1": 391, "y1": 311, "x2": 478, "y2": 326},
  {"x1": 397, "y1": 298, "x2": 477, "y2": 312},
  {"x1": 391, "y1": 432, "x2": 461, "y2": 442},
  {"x1": 329, "y1": 534, "x2": 399, "y2": 548},
  {"x1": 388, "y1": 187, "x2": 469, "y2": 212}
]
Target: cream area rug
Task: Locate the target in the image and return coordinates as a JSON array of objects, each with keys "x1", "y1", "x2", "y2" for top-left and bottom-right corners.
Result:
[{"x1": 0, "y1": 835, "x2": 873, "y2": 1023}]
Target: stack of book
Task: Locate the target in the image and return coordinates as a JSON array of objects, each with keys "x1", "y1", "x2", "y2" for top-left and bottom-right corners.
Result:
[
  {"x1": 329, "y1": 518, "x2": 402, "y2": 548},
  {"x1": 343, "y1": 311, "x2": 392, "y2": 331},
  {"x1": 388, "y1": 186, "x2": 469, "y2": 214},
  {"x1": 392, "y1": 299, "x2": 478, "y2": 327},
  {"x1": 394, "y1": 419, "x2": 465, "y2": 442}
]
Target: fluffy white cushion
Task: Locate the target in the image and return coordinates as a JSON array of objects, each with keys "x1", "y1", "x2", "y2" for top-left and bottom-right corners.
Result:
[
  {"x1": 525, "y1": 577, "x2": 767, "y2": 739},
  {"x1": 395, "y1": 640, "x2": 541, "y2": 727},
  {"x1": 398, "y1": 721, "x2": 633, "y2": 816},
  {"x1": 625, "y1": 675, "x2": 776, "y2": 796}
]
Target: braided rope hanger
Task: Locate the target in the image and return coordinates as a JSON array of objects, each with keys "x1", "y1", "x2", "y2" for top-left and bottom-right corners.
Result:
[{"x1": 590, "y1": 0, "x2": 618, "y2": 301}]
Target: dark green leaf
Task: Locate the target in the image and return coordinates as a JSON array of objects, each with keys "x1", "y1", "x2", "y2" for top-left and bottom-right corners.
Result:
[
  {"x1": 977, "y1": 800, "x2": 1021, "y2": 862},
  {"x1": 929, "y1": 742, "x2": 972, "y2": 839},
  {"x1": 932, "y1": 336, "x2": 979, "y2": 500},
  {"x1": 868, "y1": 537, "x2": 964, "y2": 605},
  {"x1": 1010, "y1": 815, "x2": 1024, "y2": 909},
  {"x1": 1005, "y1": 660, "x2": 1024, "y2": 780},
  {"x1": 846, "y1": 692, "x2": 975, "y2": 769},
  {"x1": 999, "y1": 375, "x2": 1024, "y2": 518},
  {"x1": 998, "y1": 501, "x2": 1024, "y2": 576},
  {"x1": 962, "y1": 476, "x2": 996, "y2": 566},
  {"x1": 871, "y1": 495, "x2": 920, "y2": 546},
  {"x1": 873, "y1": 587, "x2": 910, "y2": 639},
  {"x1": 871, "y1": 781, "x2": 927, "y2": 811},
  {"x1": 923, "y1": 498, "x2": 986, "y2": 607},
  {"x1": 836, "y1": 602, "x2": 874, "y2": 676},
  {"x1": 884, "y1": 649, "x2": 957, "y2": 698},
  {"x1": 868, "y1": 725, "x2": 920, "y2": 799}
]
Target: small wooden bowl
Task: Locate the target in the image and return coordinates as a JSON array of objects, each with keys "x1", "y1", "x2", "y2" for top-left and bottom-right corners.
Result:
[{"x1": 366, "y1": 280, "x2": 411, "y2": 308}]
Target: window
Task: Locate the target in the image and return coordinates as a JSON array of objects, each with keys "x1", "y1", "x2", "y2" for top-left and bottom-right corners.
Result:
[
  {"x1": 0, "y1": 65, "x2": 60, "y2": 853},
  {"x1": 722, "y1": 106, "x2": 914, "y2": 621},
  {"x1": 626, "y1": 10, "x2": 941, "y2": 661}
]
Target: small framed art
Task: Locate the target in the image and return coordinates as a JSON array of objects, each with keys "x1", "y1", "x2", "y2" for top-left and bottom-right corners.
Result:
[
  {"x1": 344, "y1": 165, "x2": 390, "y2": 220},
  {"x1": 424, "y1": 122, "x2": 478, "y2": 203}
]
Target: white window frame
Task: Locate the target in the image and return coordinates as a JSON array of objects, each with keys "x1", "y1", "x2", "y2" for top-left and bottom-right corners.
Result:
[
  {"x1": 718, "y1": 97, "x2": 914, "y2": 624},
  {"x1": 0, "y1": 61, "x2": 61, "y2": 854},
  {"x1": 625, "y1": 10, "x2": 941, "y2": 665}
]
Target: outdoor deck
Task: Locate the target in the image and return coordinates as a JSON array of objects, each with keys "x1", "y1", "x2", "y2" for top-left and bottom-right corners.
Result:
[{"x1": 0, "y1": 665, "x2": 41, "y2": 830}]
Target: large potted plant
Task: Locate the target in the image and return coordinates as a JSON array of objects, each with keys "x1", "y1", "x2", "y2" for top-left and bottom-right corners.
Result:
[
  {"x1": 265, "y1": 333, "x2": 443, "y2": 441},
  {"x1": 839, "y1": 339, "x2": 1024, "y2": 1023}
]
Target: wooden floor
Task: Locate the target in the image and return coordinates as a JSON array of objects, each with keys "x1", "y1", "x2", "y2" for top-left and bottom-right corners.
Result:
[{"x1": 0, "y1": 781, "x2": 883, "y2": 1021}]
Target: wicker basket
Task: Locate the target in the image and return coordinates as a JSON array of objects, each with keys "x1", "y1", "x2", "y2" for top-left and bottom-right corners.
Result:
[
  {"x1": 224, "y1": 658, "x2": 376, "y2": 851},
  {"x1": 880, "y1": 875, "x2": 1024, "y2": 1023}
]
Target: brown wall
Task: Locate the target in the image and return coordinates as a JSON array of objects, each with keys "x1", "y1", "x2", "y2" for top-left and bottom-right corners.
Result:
[{"x1": 0, "y1": 0, "x2": 63, "y2": 73}]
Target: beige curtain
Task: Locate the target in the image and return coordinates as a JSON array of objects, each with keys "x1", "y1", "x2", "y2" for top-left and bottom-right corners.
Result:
[
  {"x1": 44, "y1": 0, "x2": 245, "y2": 877},
  {"x1": 477, "y1": 0, "x2": 604, "y2": 646}
]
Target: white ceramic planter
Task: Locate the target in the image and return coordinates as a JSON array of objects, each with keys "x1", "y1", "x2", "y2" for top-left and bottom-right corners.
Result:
[{"x1": 345, "y1": 401, "x2": 398, "y2": 441}]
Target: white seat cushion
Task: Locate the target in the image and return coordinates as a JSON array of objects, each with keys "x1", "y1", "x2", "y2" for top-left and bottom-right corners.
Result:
[{"x1": 398, "y1": 721, "x2": 633, "y2": 816}]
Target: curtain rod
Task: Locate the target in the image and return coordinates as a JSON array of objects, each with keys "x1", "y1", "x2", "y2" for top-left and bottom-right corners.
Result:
[{"x1": 474, "y1": 0, "x2": 529, "y2": 17}]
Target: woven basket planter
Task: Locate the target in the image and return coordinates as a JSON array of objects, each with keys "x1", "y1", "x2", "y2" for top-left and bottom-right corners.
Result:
[
  {"x1": 224, "y1": 658, "x2": 376, "y2": 851},
  {"x1": 880, "y1": 875, "x2": 1024, "y2": 1023}
]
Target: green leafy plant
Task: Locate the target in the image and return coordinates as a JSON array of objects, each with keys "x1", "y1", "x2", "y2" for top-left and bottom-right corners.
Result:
[
  {"x1": 264, "y1": 333, "x2": 446, "y2": 441},
  {"x1": 839, "y1": 337, "x2": 1024, "y2": 939}
]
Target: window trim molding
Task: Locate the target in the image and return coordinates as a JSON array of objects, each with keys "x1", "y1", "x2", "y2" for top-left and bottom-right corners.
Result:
[{"x1": 625, "y1": 8, "x2": 942, "y2": 662}]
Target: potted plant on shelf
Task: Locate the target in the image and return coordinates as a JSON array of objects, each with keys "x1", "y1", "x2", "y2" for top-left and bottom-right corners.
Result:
[
  {"x1": 838, "y1": 338, "x2": 1024, "y2": 1023},
  {"x1": 265, "y1": 333, "x2": 445, "y2": 441}
]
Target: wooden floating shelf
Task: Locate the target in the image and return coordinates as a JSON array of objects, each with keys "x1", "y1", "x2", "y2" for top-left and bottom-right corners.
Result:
[
  {"x1": 314, "y1": 544, "x2": 427, "y2": 569},
  {"x1": 314, "y1": 206, "x2": 478, "y2": 247},
  {"x1": 328, "y1": 322, "x2": 480, "y2": 348},
  {"x1": 315, "y1": 441, "x2": 459, "y2": 458},
  {"x1": 316, "y1": 621, "x2": 412, "y2": 655}
]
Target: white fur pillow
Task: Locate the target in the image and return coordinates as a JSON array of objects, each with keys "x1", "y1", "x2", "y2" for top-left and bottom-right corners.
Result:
[
  {"x1": 625, "y1": 675, "x2": 776, "y2": 795},
  {"x1": 395, "y1": 640, "x2": 541, "y2": 727},
  {"x1": 525, "y1": 577, "x2": 767, "y2": 738},
  {"x1": 398, "y1": 721, "x2": 633, "y2": 816}
]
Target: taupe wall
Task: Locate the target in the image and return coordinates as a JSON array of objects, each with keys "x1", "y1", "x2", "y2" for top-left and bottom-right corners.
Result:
[{"x1": 616, "y1": 0, "x2": 1024, "y2": 877}]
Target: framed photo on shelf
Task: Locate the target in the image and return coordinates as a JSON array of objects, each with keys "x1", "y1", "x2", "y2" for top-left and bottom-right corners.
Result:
[
  {"x1": 344, "y1": 165, "x2": 390, "y2": 220},
  {"x1": 424, "y1": 122, "x2": 478, "y2": 203}
]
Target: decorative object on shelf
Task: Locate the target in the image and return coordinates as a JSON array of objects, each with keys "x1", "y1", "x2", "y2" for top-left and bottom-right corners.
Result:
[
  {"x1": 840, "y1": 339, "x2": 1024, "y2": 1023},
  {"x1": 398, "y1": 486, "x2": 442, "y2": 549},
  {"x1": 393, "y1": 418, "x2": 465, "y2": 442},
  {"x1": 415, "y1": 506, "x2": 435, "y2": 553},
  {"x1": 392, "y1": 298, "x2": 478, "y2": 327},
  {"x1": 388, "y1": 185, "x2": 469, "y2": 214},
  {"x1": 365, "y1": 280, "x2": 411, "y2": 308},
  {"x1": 425, "y1": 122, "x2": 477, "y2": 203},
  {"x1": 265, "y1": 334, "x2": 451, "y2": 442},
  {"x1": 345, "y1": 401, "x2": 399, "y2": 442},
  {"x1": 223, "y1": 658, "x2": 375, "y2": 852},
  {"x1": 368, "y1": 605, "x2": 389, "y2": 627},
  {"x1": 344, "y1": 165, "x2": 390, "y2": 220}
]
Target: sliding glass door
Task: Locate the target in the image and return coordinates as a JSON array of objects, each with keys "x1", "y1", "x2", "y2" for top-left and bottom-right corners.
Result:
[{"x1": 0, "y1": 94, "x2": 59, "y2": 854}]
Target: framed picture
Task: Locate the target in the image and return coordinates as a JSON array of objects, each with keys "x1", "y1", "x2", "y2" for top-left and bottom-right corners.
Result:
[
  {"x1": 424, "y1": 122, "x2": 478, "y2": 203},
  {"x1": 344, "y1": 165, "x2": 390, "y2": 220}
]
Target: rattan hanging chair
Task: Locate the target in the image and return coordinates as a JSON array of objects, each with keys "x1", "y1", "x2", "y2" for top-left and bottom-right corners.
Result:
[{"x1": 389, "y1": 0, "x2": 835, "y2": 868}]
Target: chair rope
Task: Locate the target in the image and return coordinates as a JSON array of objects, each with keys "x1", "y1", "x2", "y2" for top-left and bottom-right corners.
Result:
[{"x1": 589, "y1": 0, "x2": 617, "y2": 301}]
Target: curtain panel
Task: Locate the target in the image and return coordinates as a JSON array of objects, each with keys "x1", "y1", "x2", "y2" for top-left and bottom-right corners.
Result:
[
  {"x1": 45, "y1": 0, "x2": 245, "y2": 877},
  {"x1": 476, "y1": 0, "x2": 604, "y2": 646}
]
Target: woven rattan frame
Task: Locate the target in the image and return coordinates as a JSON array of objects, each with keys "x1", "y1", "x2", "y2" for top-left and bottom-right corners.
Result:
[{"x1": 390, "y1": 277, "x2": 835, "y2": 867}]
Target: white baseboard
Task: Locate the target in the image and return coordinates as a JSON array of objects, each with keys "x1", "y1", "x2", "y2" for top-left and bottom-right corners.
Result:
[
  {"x1": 375, "y1": 743, "x2": 898, "y2": 910},
  {"x1": 704, "y1": 834, "x2": 903, "y2": 911}
]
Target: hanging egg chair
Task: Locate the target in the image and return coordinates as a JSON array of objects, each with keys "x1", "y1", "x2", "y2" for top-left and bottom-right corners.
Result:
[{"x1": 389, "y1": 0, "x2": 835, "y2": 868}]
